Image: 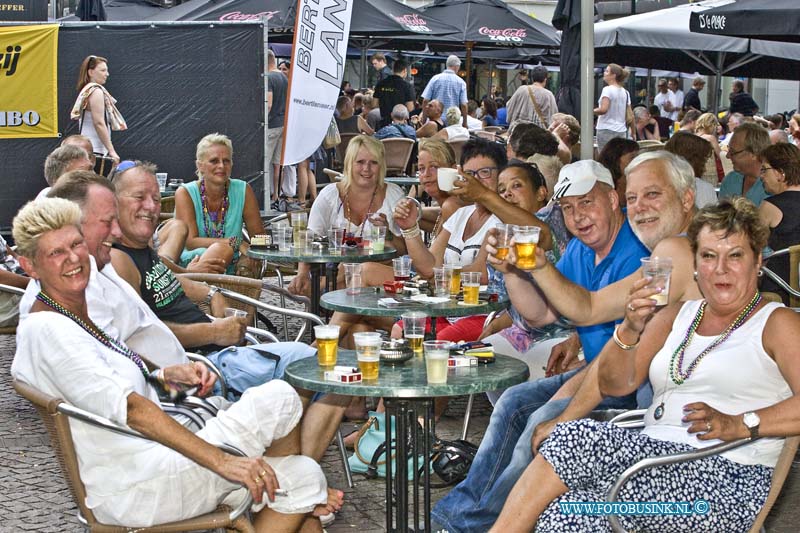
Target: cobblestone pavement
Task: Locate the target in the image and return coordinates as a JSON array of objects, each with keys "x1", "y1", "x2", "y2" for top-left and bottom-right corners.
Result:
[{"x1": 3, "y1": 286, "x2": 799, "y2": 532}]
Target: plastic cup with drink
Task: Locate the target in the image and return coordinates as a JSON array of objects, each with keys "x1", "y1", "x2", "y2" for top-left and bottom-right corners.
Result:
[
  {"x1": 494, "y1": 223, "x2": 514, "y2": 261},
  {"x1": 294, "y1": 229, "x2": 313, "y2": 251},
  {"x1": 512, "y1": 226, "x2": 541, "y2": 270},
  {"x1": 353, "y1": 331, "x2": 382, "y2": 380},
  {"x1": 291, "y1": 211, "x2": 308, "y2": 247},
  {"x1": 344, "y1": 263, "x2": 362, "y2": 295},
  {"x1": 641, "y1": 257, "x2": 672, "y2": 306},
  {"x1": 461, "y1": 272, "x2": 481, "y2": 305},
  {"x1": 401, "y1": 311, "x2": 427, "y2": 355},
  {"x1": 223, "y1": 307, "x2": 247, "y2": 319},
  {"x1": 328, "y1": 227, "x2": 345, "y2": 255},
  {"x1": 273, "y1": 225, "x2": 291, "y2": 252},
  {"x1": 432, "y1": 266, "x2": 452, "y2": 297},
  {"x1": 445, "y1": 260, "x2": 462, "y2": 295},
  {"x1": 392, "y1": 257, "x2": 411, "y2": 282},
  {"x1": 314, "y1": 325, "x2": 340, "y2": 367},
  {"x1": 424, "y1": 340, "x2": 450, "y2": 384},
  {"x1": 155, "y1": 173, "x2": 168, "y2": 192}
]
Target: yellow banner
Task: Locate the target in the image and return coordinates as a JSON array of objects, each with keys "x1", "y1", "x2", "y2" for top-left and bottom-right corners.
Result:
[{"x1": 0, "y1": 25, "x2": 58, "y2": 138}]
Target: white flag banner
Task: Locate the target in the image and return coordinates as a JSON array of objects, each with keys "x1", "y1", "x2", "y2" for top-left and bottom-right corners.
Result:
[{"x1": 281, "y1": 0, "x2": 353, "y2": 165}]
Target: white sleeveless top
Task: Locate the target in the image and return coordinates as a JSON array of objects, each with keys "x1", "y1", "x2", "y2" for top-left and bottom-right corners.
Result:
[{"x1": 642, "y1": 300, "x2": 791, "y2": 467}]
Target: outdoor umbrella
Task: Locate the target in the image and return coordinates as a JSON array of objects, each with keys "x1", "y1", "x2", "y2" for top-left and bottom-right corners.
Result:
[
  {"x1": 551, "y1": 0, "x2": 581, "y2": 118},
  {"x1": 76, "y1": 0, "x2": 108, "y2": 21},
  {"x1": 594, "y1": 0, "x2": 800, "y2": 110},
  {"x1": 689, "y1": 0, "x2": 800, "y2": 44},
  {"x1": 417, "y1": 0, "x2": 560, "y2": 95}
]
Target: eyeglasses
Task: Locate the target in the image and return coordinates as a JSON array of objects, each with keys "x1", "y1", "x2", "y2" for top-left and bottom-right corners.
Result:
[
  {"x1": 760, "y1": 166, "x2": 775, "y2": 174},
  {"x1": 462, "y1": 167, "x2": 498, "y2": 180},
  {"x1": 728, "y1": 147, "x2": 749, "y2": 158}
]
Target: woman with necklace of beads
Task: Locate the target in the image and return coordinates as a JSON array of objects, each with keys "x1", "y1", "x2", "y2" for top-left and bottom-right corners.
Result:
[
  {"x1": 492, "y1": 198, "x2": 800, "y2": 533},
  {"x1": 288, "y1": 135, "x2": 406, "y2": 297},
  {"x1": 175, "y1": 133, "x2": 265, "y2": 275},
  {"x1": 11, "y1": 198, "x2": 340, "y2": 530}
]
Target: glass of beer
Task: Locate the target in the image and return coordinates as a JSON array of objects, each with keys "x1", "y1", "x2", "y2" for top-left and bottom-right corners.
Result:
[
  {"x1": 461, "y1": 272, "x2": 481, "y2": 305},
  {"x1": 512, "y1": 226, "x2": 541, "y2": 270},
  {"x1": 424, "y1": 340, "x2": 450, "y2": 384},
  {"x1": 494, "y1": 223, "x2": 514, "y2": 261},
  {"x1": 392, "y1": 257, "x2": 411, "y2": 282},
  {"x1": 445, "y1": 260, "x2": 462, "y2": 295},
  {"x1": 640, "y1": 257, "x2": 673, "y2": 306},
  {"x1": 353, "y1": 332, "x2": 382, "y2": 380},
  {"x1": 314, "y1": 325, "x2": 340, "y2": 367},
  {"x1": 401, "y1": 311, "x2": 427, "y2": 354}
]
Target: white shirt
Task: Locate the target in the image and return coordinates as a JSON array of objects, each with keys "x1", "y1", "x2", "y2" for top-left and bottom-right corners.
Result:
[
  {"x1": 673, "y1": 89, "x2": 685, "y2": 110},
  {"x1": 19, "y1": 256, "x2": 186, "y2": 367},
  {"x1": 596, "y1": 85, "x2": 629, "y2": 133},
  {"x1": 694, "y1": 177, "x2": 717, "y2": 208},
  {"x1": 309, "y1": 182, "x2": 405, "y2": 237},
  {"x1": 654, "y1": 89, "x2": 679, "y2": 121},
  {"x1": 441, "y1": 204, "x2": 500, "y2": 266},
  {"x1": 443, "y1": 125, "x2": 470, "y2": 142},
  {"x1": 466, "y1": 115, "x2": 483, "y2": 131}
]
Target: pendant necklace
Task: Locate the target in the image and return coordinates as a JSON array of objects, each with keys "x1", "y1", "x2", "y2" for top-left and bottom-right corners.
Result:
[{"x1": 653, "y1": 292, "x2": 762, "y2": 420}]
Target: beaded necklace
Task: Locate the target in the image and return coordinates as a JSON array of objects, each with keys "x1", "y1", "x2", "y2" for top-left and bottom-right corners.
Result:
[
  {"x1": 342, "y1": 186, "x2": 378, "y2": 238},
  {"x1": 652, "y1": 292, "x2": 762, "y2": 420},
  {"x1": 36, "y1": 291, "x2": 150, "y2": 379},
  {"x1": 200, "y1": 178, "x2": 229, "y2": 238}
]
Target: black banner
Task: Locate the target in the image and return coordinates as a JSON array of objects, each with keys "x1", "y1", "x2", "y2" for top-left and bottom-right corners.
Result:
[
  {"x1": 0, "y1": 0, "x2": 47, "y2": 21},
  {"x1": 0, "y1": 23, "x2": 265, "y2": 228}
]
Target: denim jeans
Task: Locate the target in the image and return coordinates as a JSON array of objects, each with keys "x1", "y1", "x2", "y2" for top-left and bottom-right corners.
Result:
[{"x1": 431, "y1": 367, "x2": 636, "y2": 533}]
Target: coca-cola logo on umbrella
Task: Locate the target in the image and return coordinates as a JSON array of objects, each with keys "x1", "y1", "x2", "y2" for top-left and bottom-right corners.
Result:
[
  {"x1": 391, "y1": 13, "x2": 431, "y2": 33},
  {"x1": 478, "y1": 26, "x2": 527, "y2": 43},
  {"x1": 219, "y1": 10, "x2": 281, "y2": 21}
]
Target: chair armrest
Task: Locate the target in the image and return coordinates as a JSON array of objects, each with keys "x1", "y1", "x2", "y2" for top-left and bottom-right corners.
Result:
[
  {"x1": 161, "y1": 402, "x2": 207, "y2": 430},
  {"x1": 0, "y1": 282, "x2": 26, "y2": 296},
  {"x1": 180, "y1": 395, "x2": 220, "y2": 417},
  {"x1": 246, "y1": 326, "x2": 280, "y2": 344},
  {"x1": 56, "y1": 401, "x2": 253, "y2": 522},
  {"x1": 609, "y1": 408, "x2": 648, "y2": 429},
  {"x1": 187, "y1": 352, "x2": 228, "y2": 399},
  {"x1": 606, "y1": 437, "x2": 755, "y2": 532},
  {"x1": 760, "y1": 266, "x2": 800, "y2": 298}
]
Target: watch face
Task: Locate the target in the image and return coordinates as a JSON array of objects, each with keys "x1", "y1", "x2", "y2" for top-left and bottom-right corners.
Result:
[{"x1": 743, "y1": 412, "x2": 760, "y2": 428}]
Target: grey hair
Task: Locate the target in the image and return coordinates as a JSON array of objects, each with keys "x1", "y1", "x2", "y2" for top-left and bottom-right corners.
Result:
[
  {"x1": 446, "y1": 55, "x2": 461, "y2": 69},
  {"x1": 44, "y1": 145, "x2": 89, "y2": 186},
  {"x1": 391, "y1": 104, "x2": 409, "y2": 121},
  {"x1": 633, "y1": 106, "x2": 650, "y2": 121},
  {"x1": 625, "y1": 150, "x2": 696, "y2": 197},
  {"x1": 445, "y1": 106, "x2": 462, "y2": 126}
]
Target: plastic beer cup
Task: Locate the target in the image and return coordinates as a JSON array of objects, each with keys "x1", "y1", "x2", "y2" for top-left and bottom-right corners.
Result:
[
  {"x1": 424, "y1": 340, "x2": 450, "y2": 384},
  {"x1": 314, "y1": 325, "x2": 340, "y2": 367},
  {"x1": 353, "y1": 332, "x2": 382, "y2": 380},
  {"x1": 513, "y1": 226, "x2": 541, "y2": 270}
]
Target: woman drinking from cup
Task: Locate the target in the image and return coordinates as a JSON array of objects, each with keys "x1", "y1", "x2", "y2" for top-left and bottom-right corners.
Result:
[{"x1": 174, "y1": 133, "x2": 264, "y2": 275}]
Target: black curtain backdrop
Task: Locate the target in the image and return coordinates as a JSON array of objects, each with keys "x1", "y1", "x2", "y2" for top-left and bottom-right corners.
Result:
[
  {"x1": 552, "y1": 0, "x2": 582, "y2": 120},
  {"x1": 0, "y1": 23, "x2": 264, "y2": 229}
]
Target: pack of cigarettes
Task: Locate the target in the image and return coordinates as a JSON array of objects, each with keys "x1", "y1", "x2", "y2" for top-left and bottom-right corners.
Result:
[
  {"x1": 324, "y1": 366, "x2": 362, "y2": 383},
  {"x1": 448, "y1": 356, "x2": 478, "y2": 367}
]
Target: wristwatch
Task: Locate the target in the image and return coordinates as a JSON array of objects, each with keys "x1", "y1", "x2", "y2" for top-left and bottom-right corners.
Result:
[
  {"x1": 204, "y1": 285, "x2": 221, "y2": 306},
  {"x1": 743, "y1": 411, "x2": 760, "y2": 439}
]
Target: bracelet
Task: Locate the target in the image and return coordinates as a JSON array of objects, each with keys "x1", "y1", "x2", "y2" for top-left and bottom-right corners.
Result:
[
  {"x1": 612, "y1": 325, "x2": 639, "y2": 351},
  {"x1": 401, "y1": 224, "x2": 421, "y2": 239},
  {"x1": 205, "y1": 285, "x2": 220, "y2": 305},
  {"x1": 153, "y1": 368, "x2": 166, "y2": 385}
]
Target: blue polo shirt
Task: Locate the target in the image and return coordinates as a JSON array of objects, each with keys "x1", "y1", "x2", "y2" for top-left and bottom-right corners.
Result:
[
  {"x1": 718, "y1": 171, "x2": 770, "y2": 207},
  {"x1": 556, "y1": 218, "x2": 649, "y2": 362}
]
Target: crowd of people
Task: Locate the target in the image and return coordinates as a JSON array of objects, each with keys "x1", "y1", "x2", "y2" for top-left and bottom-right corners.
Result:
[{"x1": 4, "y1": 51, "x2": 800, "y2": 533}]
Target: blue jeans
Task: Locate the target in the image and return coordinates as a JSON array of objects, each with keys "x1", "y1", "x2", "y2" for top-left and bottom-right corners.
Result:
[{"x1": 431, "y1": 367, "x2": 637, "y2": 533}]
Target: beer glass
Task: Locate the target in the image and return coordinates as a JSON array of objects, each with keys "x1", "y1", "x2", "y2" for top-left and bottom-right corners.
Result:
[
  {"x1": 461, "y1": 272, "x2": 481, "y2": 305},
  {"x1": 328, "y1": 227, "x2": 345, "y2": 254},
  {"x1": 314, "y1": 325, "x2": 340, "y2": 367},
  {"x1": 392, "y1": 257, "x2": 411, "y2": 282},
  {"x1": 512, "y1": 226, "x2": 541, "y2": 270},
  {"x1": 445, "y1": 260, "x2": 462, "y2": 295},
  {"x1": 401, "y1": 311, "x2": 427, "y2": 354},
  {"x1": 291, "y1": 211, "x2": 308, "y2": 247},
  {"x1": 641, "y1": 257, "x2": 673, "y2": 306},
  {"x1": 353, "y1": 332, "x2": 382, "y2": 380},
  {"x1": 494, "y1": 223, "x2": 514, "y2": 260},
  {"x1": 424, "y1": 340, "x2": 450, "y2": 384}
]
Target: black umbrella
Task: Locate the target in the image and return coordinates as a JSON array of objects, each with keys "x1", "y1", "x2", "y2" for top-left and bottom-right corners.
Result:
[
  {"x1": 418, "y1": 0, "x2": 560, "y2": 96},
  {"x1": 689, "y1": 0, "x2": 800, "y2": 44},
  {"x1": 76, "y1": 0, "x2": 108, "y2": 21},
  {"x1": 551, "y1": 0, "x2": 580, "y2": 118}
]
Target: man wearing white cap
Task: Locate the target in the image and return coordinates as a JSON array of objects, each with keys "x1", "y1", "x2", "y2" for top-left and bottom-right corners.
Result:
[
  {"x1": 432, "y1": 159, "x2": 649, "y2": 533},
  {"x1": 421, "y1": 55, "x2": 468, "y2": 127}
]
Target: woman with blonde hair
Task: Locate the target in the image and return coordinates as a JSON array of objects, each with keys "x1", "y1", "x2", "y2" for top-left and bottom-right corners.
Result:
[
  {"x1": 593, "y1": 63, "x2": 632, "y2": 151},
  {"x1": 694, "y1": 112, "x2": 725, "y2": 185},
  {"x1": 175, "y1": 133, "x2": 264, "y2": 274},
  {"x1": 288, "y1": 135, "x2": 405, "y2": 296},
  {"x1": 434, "y1": 106, "x2": 470, "y2": 142}
]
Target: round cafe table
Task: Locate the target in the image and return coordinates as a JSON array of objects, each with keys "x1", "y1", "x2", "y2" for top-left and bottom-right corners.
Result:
[
  {"x1": 246, "y1": 245, "x2": 397, "y2": 316},
  {"x1": 320, "y1": 287, "x2": 509, "y2": 338},
  {"x1": 284, "y1": 350, "x2": 529, "y2": 533}
]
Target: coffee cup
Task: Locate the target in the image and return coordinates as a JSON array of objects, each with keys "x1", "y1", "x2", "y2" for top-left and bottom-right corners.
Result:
[{"x1": 437, "y1": 167, "x2": 460, "y2": 192}]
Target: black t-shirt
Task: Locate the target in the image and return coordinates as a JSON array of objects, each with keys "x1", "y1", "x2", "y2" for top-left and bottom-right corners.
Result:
[
  {"x1": 729, "y1": 92, "x2": 759, "y2": 116},
  {"x1": 374, "y1": 75, "x2": 415, "y2": 129},
  {"x1": 684, "y1": 88, "x2": 702, "y2": 111}
]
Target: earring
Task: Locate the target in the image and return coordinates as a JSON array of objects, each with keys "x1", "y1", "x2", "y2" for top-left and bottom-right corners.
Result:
[
  {"x1": 758, "y1": 269, "x2": 764, "y2": 278},
  {"x1": 693, "y1": 271, "x2": 698, "y2": 281}
]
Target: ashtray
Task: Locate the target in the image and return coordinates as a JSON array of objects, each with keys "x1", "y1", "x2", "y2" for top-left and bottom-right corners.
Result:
[{"x1": 379, "y1": 339, "x2": 414, "y2": 365}]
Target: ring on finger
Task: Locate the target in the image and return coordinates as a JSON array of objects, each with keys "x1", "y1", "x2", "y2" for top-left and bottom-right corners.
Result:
[
  {"x1": 627, "y1": 303, "x2": 635, "y2": 312},
  {"x1": 260, "y1": 470, "x2": 267, "y2": 477},
  {"x1": 706, "y1": 421, "x2": 712, "y2": 432},
  {"x1": 254, "y1": 477, "x2": 262, "y2": 484}
]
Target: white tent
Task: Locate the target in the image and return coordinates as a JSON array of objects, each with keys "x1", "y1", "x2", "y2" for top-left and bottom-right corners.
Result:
[{"x1": 594, "y1": 0, "x2": 800, "y2": 109}]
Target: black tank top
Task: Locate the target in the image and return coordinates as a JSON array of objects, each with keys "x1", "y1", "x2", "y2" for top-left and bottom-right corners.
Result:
[{"x1": 761, "y1": 191, "x2": 800, "y2": 304}]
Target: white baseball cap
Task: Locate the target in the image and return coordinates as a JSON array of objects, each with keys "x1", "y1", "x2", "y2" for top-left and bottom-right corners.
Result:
[{"x1": 553, "y1": 160, "x2": 615, "y2": 200}]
